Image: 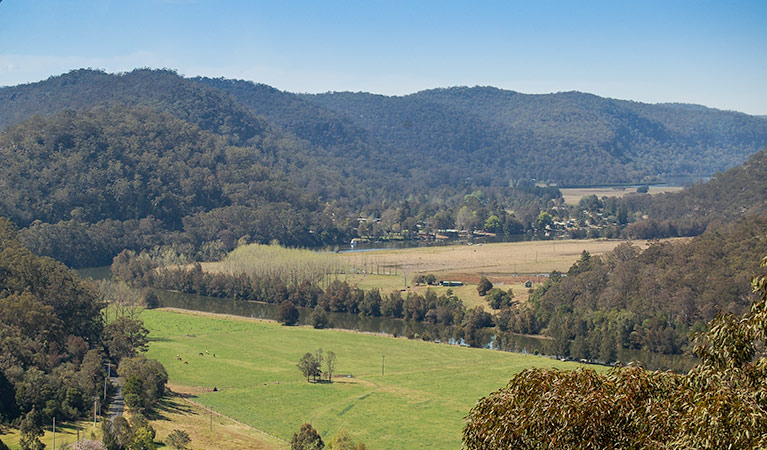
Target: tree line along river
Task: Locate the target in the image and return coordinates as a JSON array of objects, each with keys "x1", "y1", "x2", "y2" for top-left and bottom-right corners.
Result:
[{"x1": 78, "y1": 266, "x2": 697, "y2": 373}]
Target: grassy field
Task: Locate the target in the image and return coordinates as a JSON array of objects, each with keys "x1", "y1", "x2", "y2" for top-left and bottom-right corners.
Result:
[
  {"x1": 343, "y1": 272, "x2": 533, "y2": 310},
  {"x1": 0, "y1": 395, "x2": 286, "y2": 450},
  {"x1": 560, "y1": 186, "x2": 684, "y2": 205},
  {"x1": 144, "y1": 393, "x2": 287, "y2": 449},
  {"x1": 143, "y1": 308, "x2": 584, "y2": 450},
  {"x1": 0, "y1": 420, "x2": 100, "y2": 450},
  {"x1": 201, "y1": 239, "x2": 670, "y2": 310},
  {"x1": 337, "y1": 239, "x2": 667, "y2": 309},
  {"x1": 338, "y1": 239, "x2": 659, "y2": 278}
]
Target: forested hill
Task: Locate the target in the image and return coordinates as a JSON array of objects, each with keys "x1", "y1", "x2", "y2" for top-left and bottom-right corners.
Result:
[
  {"x1": 523, "y1": 215, "x2": 767, "y2": 361},
  {"x1": 193, "y1": 76, "x2": 377, "y2": 151},
  {"x1": 305, "y1": 87, "x2": 767, "y2": 185},
  {"x1": 0, "y1": 106, "x2": 349, "y2": 267},
  {"x1": 3, "y1": 69, "x2": 767, "y2": 190},
  {"x1": 0, "y1": 69, "x2": 276, "y2": 147},
  {"x1": 619, "y1": 148, "x2": 767, "y2": 238}
]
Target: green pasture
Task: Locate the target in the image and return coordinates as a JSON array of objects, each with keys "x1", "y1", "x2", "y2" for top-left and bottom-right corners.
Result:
[
  {"x1": 143, "y1": 309, "x2": 584, "y2": 449},
  {"x1": 0, "y1": 420, "x2": 99, "y2": 450}
]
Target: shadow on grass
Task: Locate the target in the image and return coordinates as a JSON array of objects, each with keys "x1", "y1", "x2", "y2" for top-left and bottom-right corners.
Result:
[
  {"x1": 56, "y1": 423, "x2": 85, "y2": 432},
  {"x1": 146, "y1": 392, "x2": 196, "y2": 422}
]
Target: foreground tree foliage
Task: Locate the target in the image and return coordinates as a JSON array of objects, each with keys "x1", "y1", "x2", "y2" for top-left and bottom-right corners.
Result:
[{"x1": 463, "y1": 257, "x2": 767, "y2": 449}]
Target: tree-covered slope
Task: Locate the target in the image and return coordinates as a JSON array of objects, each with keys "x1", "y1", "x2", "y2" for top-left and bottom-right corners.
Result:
[
  {"x1": 0, "y1": 69, "x2": 274, "y2": 147},
  {"x1": 0, "y1": 106, "x2": 348, "y2": 266},
  {"x1": 193, "y1": 76, "x2": 375, "y2": 150},
  {"x1": 305, "y1": 87, "x2": 767, "y2": 184},
  {"x1": 0, "y1": 70, "x2": 421, "y2": 202},
  {"x1": 5, "y1": 69, "x2": 766, "y2": 191},
  {"x1": 518, "y1": 216, "x2": 767, "y2": 360},
  {"x1": 619, "y1": 148, "x2": 767, "y2": 237},
  {"x1": 0, "y1": 217, "x2": 106, "y2": 428}
]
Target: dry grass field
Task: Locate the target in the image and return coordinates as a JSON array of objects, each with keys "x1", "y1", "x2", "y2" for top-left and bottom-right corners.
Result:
[
  {"x1": 559, "y1": 186, "x2": 684, "y2": 205},
  {"x1": 0, "y1": 395, "x2": 287, "y2": 450},
  {"x1": 337, "y1": 239, "x2": 675, "y2": 309},
  {"x1": 339, "y1": 239, "x2": 657, "y2": 280},
  {"x1": 0, "y1": 420, "x2": 99, "y2": 450},
  {"x1": 145, "y1": 391, "x2": 287, "y2": 450},
  {"x1": 343, "y1": 272, "x2": 535, "y2": 309},
  {"x1": 198, "y1": 239, "x2": 679, "y2": 310}
]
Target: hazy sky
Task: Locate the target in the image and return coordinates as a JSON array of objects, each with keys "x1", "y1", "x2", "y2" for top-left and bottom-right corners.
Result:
[{"x1": 1, "y1": 0, "x2": 765, "y2": 114}]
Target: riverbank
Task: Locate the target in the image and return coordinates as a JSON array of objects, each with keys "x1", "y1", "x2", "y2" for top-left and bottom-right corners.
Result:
[{"x1": 142, "y1": 308, "x2": 585, "y2": 449}]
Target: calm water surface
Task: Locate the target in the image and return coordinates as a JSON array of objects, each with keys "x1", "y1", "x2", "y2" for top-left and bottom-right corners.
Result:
[{"x1": 77, "y1": 266, "x2": 696, "y2": 372}]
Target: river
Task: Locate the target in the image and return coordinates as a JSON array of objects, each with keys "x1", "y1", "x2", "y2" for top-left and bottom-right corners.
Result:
[{"x1": 78, "y1": 266, "x2": 697, "y2": 372}]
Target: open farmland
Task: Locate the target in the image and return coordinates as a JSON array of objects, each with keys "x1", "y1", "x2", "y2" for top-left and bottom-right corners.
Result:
[
  {"x1": 144, "y1": 394, "x2": 287, "y2": 450},
  {"x1": 338, "y1": 239, "x2": 665, "y2": 279},
  {"x1": 143, "y1": 309, "x2": 585, "y2": 450},
  {"x1": 0, "y1": 421, "x2": 98, "y2": 450},
  {"x1": 337, "y1": 239, "x2": 678, "y2": 308},
  {"x1": 559, "y1": 186, "x2": 685, "y2": 205},
  {"x1": 200, "y1": 239, "x2": 678, "y2": 310}
]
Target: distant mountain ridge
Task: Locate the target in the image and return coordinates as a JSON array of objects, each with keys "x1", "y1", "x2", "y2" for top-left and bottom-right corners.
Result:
[
  {"x1": 2, "y1": 68, "x2": 767, "y2": 191},
  {"x1": 304, "y1": 86, "x2": 767, "y2": 184}
]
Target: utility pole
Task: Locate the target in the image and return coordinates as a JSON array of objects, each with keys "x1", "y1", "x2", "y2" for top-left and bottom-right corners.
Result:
[
  {"x1": 93, "y1": 397, "x2": 97, "y2": 426},
  {"x1": 104, "y1": 362, "x2": 110, "y2": 401},
  {"x1": 210, "y1": 407, "x2": 213, "y2": 431},
  {"x1": 52, "y1": 417, "x2": 55, "y2": 450}
]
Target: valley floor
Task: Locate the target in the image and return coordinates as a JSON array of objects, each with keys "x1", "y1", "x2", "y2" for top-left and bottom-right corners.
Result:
[{"x1": 142, "y1": 308, "x2": 586, "y2": 449}]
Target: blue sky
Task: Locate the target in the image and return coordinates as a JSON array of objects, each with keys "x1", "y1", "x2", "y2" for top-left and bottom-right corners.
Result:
[{"x1": 1, "y1": 0, "x2": 765, "y2": 114}]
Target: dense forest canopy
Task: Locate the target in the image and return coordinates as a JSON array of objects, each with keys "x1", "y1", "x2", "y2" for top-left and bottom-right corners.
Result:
[
  {"x1": 304, "y1": 86, "x2": 767, "y2": 185},
  {"x1": 0, "y1": 217, "x2": 104, "y2": 427},
  {"x1": 1, "y1": 68, "x2": 766, "y2": 268},
  {"x1": 619, "y1": 148, "x2": 767, "y2": 237},
  {"x1": 0, "y1": 106, "x2": 348, "y2": 267},
  {"x1": 517, "y1": 216, "x2": 767, "y2": 361},
  {"x1": 3, "y1": 69, "x2": 767, "y2": 191}
]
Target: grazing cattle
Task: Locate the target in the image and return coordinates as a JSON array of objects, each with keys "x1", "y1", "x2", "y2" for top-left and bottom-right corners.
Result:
[
  {"x1": 199, "y1": 352, "x2": 204, "y2": 356},
  {"x1": 213, "y1": 354, "x2": 216, "y2": 358},
  {"x1": 177, "y1": 356, "x2": 182, "y2": 361},
  {"x1": 184, "y1": 361, "x2": 189, "y2": 364}
]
